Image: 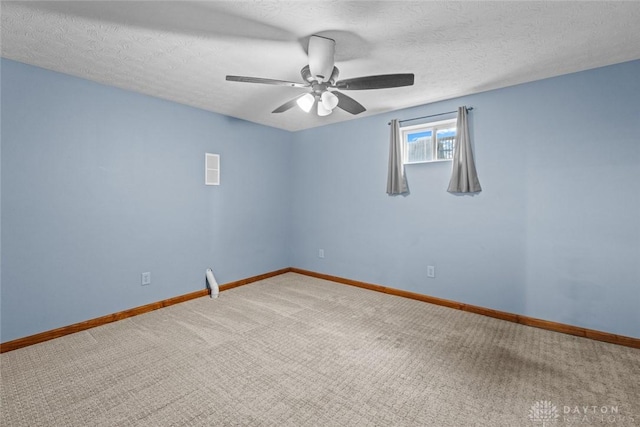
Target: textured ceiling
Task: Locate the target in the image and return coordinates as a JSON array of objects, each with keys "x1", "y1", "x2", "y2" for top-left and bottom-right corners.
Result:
[{"x1": 2, "y1": 1, "x2": 640, "y2": 131}]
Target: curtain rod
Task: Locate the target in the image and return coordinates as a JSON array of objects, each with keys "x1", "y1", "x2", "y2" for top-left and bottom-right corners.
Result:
[{"x1": 388, "y1": 107, "x2": 473, "y2": 125}]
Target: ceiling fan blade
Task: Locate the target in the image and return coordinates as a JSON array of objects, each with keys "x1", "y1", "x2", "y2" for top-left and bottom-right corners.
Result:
[
  {"x1": 333, "y1": 91, "x2": 366, "y2": 115},
  {"x1": 307, "y1": 35, "x2": 335, "y2": 82},
  {"x1": 334, "y1": 74, "x2": 414, "y2": 90},
  {"x1": 272, "y1": 94, "x2": 307, "y2": 113},
  {"x1": 226, "y1": 75, "x2": 308, "y2": 88}
]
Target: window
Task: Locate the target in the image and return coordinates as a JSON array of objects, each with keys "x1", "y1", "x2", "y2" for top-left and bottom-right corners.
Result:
[{"x1": 401, "y1": 118, "x2": 456, "y2": 164}]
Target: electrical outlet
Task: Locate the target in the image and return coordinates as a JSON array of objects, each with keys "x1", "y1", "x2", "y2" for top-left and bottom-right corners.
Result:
[
  {"x1": 141, "y1": 272, "x2": 151, "y2": 286},
  {"x1": 427, "y1": 266, "x2": 435, "y2": 278},
  {"x1": 318, "y1": 249, "x2": 325, "y2": 259}
]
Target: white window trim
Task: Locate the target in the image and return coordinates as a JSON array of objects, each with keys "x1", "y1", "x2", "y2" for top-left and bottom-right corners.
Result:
[{"x1": 401, "y1": 118, "x2": 457, "y2": 165}]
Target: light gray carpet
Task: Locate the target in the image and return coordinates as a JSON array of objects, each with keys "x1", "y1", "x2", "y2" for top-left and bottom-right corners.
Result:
[{"x1": 1, "y1": 273, "x2": 639, "y2": 426}]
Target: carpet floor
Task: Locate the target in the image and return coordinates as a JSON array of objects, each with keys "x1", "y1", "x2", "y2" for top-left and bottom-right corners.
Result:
[{"x1": 1, "y1": 273, "x2": 639, "y2": 426}]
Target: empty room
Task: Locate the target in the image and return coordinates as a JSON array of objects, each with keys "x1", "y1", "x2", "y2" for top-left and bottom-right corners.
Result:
[{"x1": 1, "y1": 1, "x2": 639, "y2": 426}]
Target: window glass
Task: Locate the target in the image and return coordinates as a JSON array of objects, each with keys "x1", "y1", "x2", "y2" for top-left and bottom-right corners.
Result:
[
  {"x1": 436, "y1": 127, "x2": 456, "y2": 160},
  {"x1": 406, "y1": 130, "x2": 433, "y2": 163}
]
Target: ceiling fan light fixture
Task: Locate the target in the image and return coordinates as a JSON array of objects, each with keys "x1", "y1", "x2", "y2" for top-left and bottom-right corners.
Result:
[
  {"x1": 296, "y1": 93, "x2": 315, "y2": 113},
  {"x1": 321, "y1": 91, "x2": 339, "y2": 110},
  {"x1": 317, "y1": 101, "x2": 332, "y2": 116}
]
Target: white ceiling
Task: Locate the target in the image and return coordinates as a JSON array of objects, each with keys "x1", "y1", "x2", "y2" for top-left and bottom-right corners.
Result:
[{"x1": 2, "y1": 1, "x2": 640, "y2": 132}]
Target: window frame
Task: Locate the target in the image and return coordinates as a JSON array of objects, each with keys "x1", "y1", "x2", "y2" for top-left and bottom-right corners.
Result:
[{"x1": 401, "y1": 118, "x2": 457, "y2": 165}]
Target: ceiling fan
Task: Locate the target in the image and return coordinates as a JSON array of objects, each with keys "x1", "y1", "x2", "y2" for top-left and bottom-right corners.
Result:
[{"x1": 226, "y1": 35, "x2": 415, "y2": 117}]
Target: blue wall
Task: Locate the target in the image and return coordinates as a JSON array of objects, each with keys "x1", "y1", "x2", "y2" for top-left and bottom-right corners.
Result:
[
  {"x1": 290, "y1": 60, "x2": 640, "y2": 339},
  {"x1": 1, "y1": 59, "x2": 292, "y2": 342},
  {"x1": 2, "y1": 58, "x2": 639, "y2": 343}
]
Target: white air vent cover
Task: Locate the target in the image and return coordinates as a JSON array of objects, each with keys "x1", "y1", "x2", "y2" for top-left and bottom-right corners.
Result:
[{"x1": 205, "y1": 153, "x2": 220, "y2": 186}]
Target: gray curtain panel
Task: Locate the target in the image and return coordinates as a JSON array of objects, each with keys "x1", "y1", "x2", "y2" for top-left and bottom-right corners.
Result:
[
  {"x1": 387, "y1": 119, "x2": 409, "y2": 195},
  {"x1": 448, "y1": 106, "x2": 482, "y2": 193}
]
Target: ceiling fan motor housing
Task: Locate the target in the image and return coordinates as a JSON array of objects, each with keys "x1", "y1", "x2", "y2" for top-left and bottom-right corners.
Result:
[{"x1": 301, "y1": 65, "x2": 339, "y2": 86}]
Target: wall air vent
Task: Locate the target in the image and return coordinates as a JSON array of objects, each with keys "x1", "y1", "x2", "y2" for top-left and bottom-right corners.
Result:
[{"x1": 205, "y1": 153, "x2": 220, "y2": 186}]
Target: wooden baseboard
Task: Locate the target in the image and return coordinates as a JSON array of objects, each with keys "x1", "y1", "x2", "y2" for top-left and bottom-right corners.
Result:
[
  {"x1": 4, "y1": 266, "x2": 637, "y2": 352},
  {"x1": 0, "y1": 267, "x2": 292, "y2": 353},
  {"x1": 219, "y1": 267, "x2": 291, "y2": 291},
  {"x1": 290, "y1": 268, "x2": 640, "y2": 349}
]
